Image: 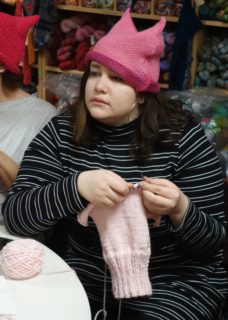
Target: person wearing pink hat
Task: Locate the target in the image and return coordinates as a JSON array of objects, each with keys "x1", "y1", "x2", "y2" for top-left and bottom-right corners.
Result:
[
  {"x1": 2, "y1": 8, "x2": 228, "y2": 320},
  {"x1": 0, "y1": 12, "x2": 59, "y2": 224}
]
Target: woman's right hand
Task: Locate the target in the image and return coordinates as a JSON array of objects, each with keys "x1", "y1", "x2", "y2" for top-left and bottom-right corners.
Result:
[
  {"x1": 77, "y1": 170, "x2": 132, "y2": 207},
  {"x1": 0, "y1": 151, "x2": 19, "y2": 190}
]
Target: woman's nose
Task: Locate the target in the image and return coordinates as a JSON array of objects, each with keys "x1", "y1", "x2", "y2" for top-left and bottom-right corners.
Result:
[{"x1": 94, "y1": 74, "x2": 108, "y2": 93}]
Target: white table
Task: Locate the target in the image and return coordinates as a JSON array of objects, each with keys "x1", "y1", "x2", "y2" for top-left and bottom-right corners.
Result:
[{"x1": 0, "y1": 226, "x2": 91, "y2": 320}]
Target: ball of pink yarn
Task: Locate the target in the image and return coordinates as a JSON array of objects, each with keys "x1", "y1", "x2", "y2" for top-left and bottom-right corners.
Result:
[{"x1": 1, "y1": 239, "x2": 44, "y2": 280}]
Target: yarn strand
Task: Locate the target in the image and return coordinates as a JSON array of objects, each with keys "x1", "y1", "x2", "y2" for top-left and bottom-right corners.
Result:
[{"x1": 94, "y1": 264, "x2": 107, "y2": 320}]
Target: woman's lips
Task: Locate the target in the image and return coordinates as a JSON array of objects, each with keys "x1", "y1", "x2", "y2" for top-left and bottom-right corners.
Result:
[{"x1": 91, "y1": 98, "x2": 108, "y2": 106}]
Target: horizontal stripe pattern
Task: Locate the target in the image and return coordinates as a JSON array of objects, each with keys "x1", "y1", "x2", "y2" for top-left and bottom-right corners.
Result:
[{"x1": 2, "y1": 112, "x2": 228, "y2": 319}]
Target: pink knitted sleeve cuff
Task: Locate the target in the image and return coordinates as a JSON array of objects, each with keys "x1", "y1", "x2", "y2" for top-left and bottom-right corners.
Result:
[{"x1": 105, "y1": 249, "x2": 152, "y2": 299}]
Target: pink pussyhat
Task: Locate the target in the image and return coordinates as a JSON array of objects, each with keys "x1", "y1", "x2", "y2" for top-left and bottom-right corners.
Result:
[
  {"x1": 85, "y1": 8, "x2": 166, "y2": 93},
  {"x1": 0, "y1": 13, "x2": 39, "y2": 75}
]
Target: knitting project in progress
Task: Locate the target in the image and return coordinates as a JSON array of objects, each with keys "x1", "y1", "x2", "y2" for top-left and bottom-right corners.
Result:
[{"x1": 78, "y1": 187, "x2": 160, "y2": 299}]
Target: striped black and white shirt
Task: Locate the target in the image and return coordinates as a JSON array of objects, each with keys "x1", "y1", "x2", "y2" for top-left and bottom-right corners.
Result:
[{"x1": 2, "y1": 112, "x2": 228, "y2": 311}]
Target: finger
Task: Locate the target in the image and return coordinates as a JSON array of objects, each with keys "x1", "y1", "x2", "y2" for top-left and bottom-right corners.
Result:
[
  {"x1": 146, "y1": 211, "x2": 161, "y2": 226},
  {"x1": 141, "y1": 180, "x2": 166, "y2": 194},
  {"x1": 104, "y1": 171, "x2": 136, "y2": 196},
  {"x1": 99, "y1": 193, "x2": 125, "y2": 207},
  {"x1": 108, "y1": 188, "x2": 126, "y2": 203},
  {"x1": 127, "y1": 182, "x2": 134, "y2": 189},
  {"x1": 141, "y1": 181, "x2": 175, "y2": 199},
  {"x1": 100, "y1": 197, "x2": 117, "y2": 207},
  {"x1": 109, "y1": 179, "x2": 130, "y2": 196},
  {"x1": 143, "y1": 177, "x2": 175, "y2": 188},
  {"x1": 143, "y1": 190, "x2": 170, "y2": 210}
]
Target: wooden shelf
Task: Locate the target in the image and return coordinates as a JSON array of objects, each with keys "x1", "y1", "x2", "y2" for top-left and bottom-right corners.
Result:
[
  {"x1": 160, "y1": 83, "x2": 169, "y2": 89},
  {"x1": 56, "y1": 4, "x2": 178, "y2": 22},
  {"x1": 201, "y1": 20, "x2": 228, "y2": 28},
  {"x1": 57, "y1": 4, "x2": 228, "y2": 25},
  {"x1": 45, "y1": 66, "x2": 83, "y2": 75}
]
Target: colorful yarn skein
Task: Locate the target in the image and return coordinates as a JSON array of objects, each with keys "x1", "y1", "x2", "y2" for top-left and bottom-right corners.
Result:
[{"x1": 1, "y1": 239, "x2": 44, "y2": 280}]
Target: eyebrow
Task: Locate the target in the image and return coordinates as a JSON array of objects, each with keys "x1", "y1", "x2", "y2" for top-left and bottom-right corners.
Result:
[
  {"x1": 90, "y1": 63, "x2": 120, "y2": 78},
  {"x1": 90, "y1": 63, "x2": 100, "y2": 69}
]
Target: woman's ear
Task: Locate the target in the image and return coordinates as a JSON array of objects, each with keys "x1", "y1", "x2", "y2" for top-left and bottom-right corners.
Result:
[{"x1": 0, "y1": 64, "x2": 6, "y2": 73}]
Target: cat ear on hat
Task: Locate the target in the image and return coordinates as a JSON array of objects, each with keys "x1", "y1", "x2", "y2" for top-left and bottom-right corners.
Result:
[
  {"x1": 0, "y1": 13, "x2": 39, "y2": 75},
  {"x1": 108, "y1": 8, "x2": 137, "y2": 35},
  {"x1": 16, "y1": 14, "x2": 40, "y2": 36},
  {"x1": 136, "y1": 17, "x2": 166, "y2": 55}
]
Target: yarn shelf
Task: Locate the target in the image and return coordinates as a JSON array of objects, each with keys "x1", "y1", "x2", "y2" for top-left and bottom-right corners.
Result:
[
  {"x1": 201, "y1": 20, "x2": 228, "y2": 27},
  {"x1": 56, "y1": 4, "x2": 179, "y2": 22},
  {"x1": 36, "y1": 3, "x2": 228, "y2": 100}
]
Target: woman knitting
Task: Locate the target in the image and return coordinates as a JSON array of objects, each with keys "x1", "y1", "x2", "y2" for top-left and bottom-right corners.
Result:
[{"x1": 2, "y1": 8, "x2": 228, "y2": 320}]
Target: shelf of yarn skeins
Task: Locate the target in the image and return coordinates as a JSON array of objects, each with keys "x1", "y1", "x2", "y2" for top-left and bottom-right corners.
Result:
[
  {"x1": 194, "y1": 0, "x2": 228, "y2": 27},
  {"x1": 193, "y1": 26, "x2": 228, "y2": 91},
  {"x1": 196, "y1": 0, "x2": 228, "y2": 26},
  {"x1": 56, "y1": 4, "x2": 179, "y2": 22}
]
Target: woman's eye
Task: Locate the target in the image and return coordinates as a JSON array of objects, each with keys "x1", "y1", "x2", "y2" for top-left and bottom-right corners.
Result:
[
  {"x1": 111, "y1": 75, "x2": 123, "y2": 82},
  {"x1": 89, "y1": 71, "x2": 99, "y2": 77}
]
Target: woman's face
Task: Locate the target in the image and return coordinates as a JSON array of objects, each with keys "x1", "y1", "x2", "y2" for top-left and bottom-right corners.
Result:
[{"x1": 85, "y1": 62, "x2": 143, "y2": 125}]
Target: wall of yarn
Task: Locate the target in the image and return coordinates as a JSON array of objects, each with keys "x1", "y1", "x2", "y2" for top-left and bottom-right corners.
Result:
[
  {"x1": 44, "y1": 73, "x2": 82, "y2": 111},
  {"x1": 198, "y1": 0, "x2": 228, "y2": 23},
  {"x1": 166, "y1": 88, "x2": 228, "y2": 178},
  {"x1": 195, "y1": 31, "x2": 228, "y2": 90},
  {"x1": 51, "y1": 13, "x2": 114, "y2": 71},
  {"x1": 54, "y1": 0, "x2": 185, "y2": 15},
  {"x1": 155, "y1": 0, "x2": 184, "y2": 17},
  {"x1": 56, "y1": 0, "x2": 114, "y2": 9},
  {"x1": 82, "y1": 0, "x2": 114, "y2": 9},
  {"x1": 117, "y1": 0, "x2": 151, "y2": 14},
  {"x1": 80, "y1": 0, "x2": 152, "y2": 13}
]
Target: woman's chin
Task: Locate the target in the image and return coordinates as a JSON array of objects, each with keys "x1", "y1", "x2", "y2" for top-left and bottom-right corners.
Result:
[{"x1": 89, "y1": 110, "x2": 110, "y2": 122}]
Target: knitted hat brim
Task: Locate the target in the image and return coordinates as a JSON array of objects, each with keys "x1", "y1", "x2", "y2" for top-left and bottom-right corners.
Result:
[{"x1": 86, "y1": 51, "x2": 160, "y2": 93}]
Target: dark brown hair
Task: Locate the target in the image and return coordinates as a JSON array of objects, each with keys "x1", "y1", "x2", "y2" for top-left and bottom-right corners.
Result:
[
  {"x1": 72, "y1": 65, "x2": 191, "y2": 160},
  {"x1": 1, "y1": 70, "x2": 21, "y2": 91}
]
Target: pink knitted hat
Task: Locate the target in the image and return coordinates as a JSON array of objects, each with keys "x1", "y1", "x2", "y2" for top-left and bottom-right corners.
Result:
[
  {"x1": 85, "y1": 8, "x2": 166, "y2": 93},
  {"x1": 0, "y1": 13, "x2": 39, "y2": 75},
  {"x1": 78, "y1": 189, "x2": 153, "y2": 299}
]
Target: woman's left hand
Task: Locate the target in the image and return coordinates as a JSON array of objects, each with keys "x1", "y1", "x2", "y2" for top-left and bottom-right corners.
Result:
[{"x1": 140, "y1": 177, "x2": 189, "y2": 227}]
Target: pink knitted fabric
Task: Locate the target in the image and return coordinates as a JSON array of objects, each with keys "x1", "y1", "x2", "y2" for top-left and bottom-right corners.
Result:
[
  {"x1": 85, "y1": 8, "x2": 166, "y2": 93},
  {"x1": 1, "y1": 239, "x2": 44, "y2": 280},
  {"x1": 78, "y1": 189, "x2": 153, "y2": 299}
]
